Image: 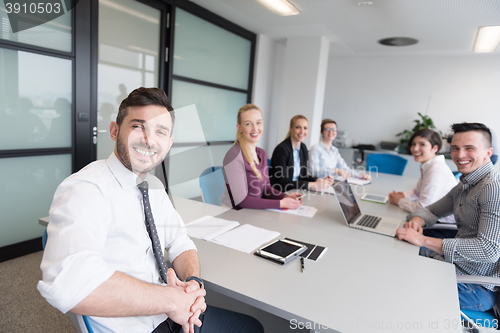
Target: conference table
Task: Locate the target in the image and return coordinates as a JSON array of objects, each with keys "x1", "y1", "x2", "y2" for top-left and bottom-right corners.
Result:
[{"x1": 40, "y1": 173, "x2": 462, "y2": 333}]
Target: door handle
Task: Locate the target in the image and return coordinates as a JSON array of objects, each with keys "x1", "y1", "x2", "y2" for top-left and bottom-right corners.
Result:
[{"x1": 93, "y1": 127, "x2": 108, "y2": 144}]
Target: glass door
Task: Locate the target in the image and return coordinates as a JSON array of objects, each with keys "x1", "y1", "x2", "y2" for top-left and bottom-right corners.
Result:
[{"x1": 97, "y1": 0, "x2": 163, "y2": 160}]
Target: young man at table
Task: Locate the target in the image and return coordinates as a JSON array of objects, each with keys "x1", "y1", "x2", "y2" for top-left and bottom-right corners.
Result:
[
  {"x1": 396, "y1": 122, "x2": 500, "y2": 312},
  {"x1": 37, "y1": 87, "x2": 263, "y2": 333}
]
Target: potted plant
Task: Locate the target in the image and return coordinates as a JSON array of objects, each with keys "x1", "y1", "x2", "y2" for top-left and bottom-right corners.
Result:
[{"x1": 396, "y1": 112, "x2": 442, "y2": 154}]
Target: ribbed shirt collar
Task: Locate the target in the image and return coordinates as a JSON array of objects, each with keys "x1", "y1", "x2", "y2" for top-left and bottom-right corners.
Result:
[
  {"x1": 290, "y1": 140, "x2": 301, "y2": 153},
  {"x1": 318, "y1": 140, "x2": 331, "y2": 151},
  {"x1": 420, "y1": 154, "x2": 445, "y2": 173},
  {"x1": 106, "y1": 152, "x2": 148, "y2": 189}
]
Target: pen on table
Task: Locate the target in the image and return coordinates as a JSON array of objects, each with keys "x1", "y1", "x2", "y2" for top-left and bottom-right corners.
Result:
[{"x1": 300, "y1": 257, "x2": 305, "y2": 273}]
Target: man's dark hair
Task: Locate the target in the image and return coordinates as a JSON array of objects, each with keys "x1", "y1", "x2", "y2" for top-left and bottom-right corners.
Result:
[
  {"x1": 407, "y1": 128, "x2": 442, "y2": 152},
  {"x1": 116, "y1": 87, "x2": 175, "y2": 128},
  {"x1": 451, "y1": 122, "x2": 492, "y2": 148}
]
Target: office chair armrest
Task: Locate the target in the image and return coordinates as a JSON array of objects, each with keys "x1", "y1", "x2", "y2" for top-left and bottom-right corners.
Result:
[
  {"x1": 427, "y1": 223, "x2": 457, "y2": 230},
  {"x1": 456, "y1": 275, "x2": 500, "y2": 286}
]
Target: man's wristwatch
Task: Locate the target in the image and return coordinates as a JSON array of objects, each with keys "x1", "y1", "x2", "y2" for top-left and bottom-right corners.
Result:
[{"x1": 184, "y1": 276, "x2": 204, "y2": 289}]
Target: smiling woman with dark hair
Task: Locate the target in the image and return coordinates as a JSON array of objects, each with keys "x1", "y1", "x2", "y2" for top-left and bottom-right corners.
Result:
[{"x1": 389, "y1": 128, "x2": 458, "y2": 237}]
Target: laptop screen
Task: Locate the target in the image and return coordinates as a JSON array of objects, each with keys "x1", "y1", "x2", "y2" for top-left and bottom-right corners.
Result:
[{"x1": 333, "y1": 180, "x2": 361, "y2": 225}]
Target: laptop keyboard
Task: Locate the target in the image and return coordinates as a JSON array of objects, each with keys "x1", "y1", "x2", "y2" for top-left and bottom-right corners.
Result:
[{"x1": 357, "y1": 215, "x2": 382, "y2": 229}]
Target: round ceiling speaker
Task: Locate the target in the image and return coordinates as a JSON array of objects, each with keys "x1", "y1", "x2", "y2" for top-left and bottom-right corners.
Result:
[{"x1": 378, "y1": 37, "x2": 419, "y2": 46}]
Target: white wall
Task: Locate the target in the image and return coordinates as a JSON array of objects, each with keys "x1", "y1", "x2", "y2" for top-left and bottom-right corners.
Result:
[
  {"x1": 251, "y1": 35, "x2": 289, "y2": 156},
  {"x1": 252, "y1": 34, "x2": 275, "y2": 152},
  {"x1": 278, "y1": 36, "x2": 330, "y2": 148},
  {"x1": 322, "y1": 55, "x2": 500, "y2": 151}
]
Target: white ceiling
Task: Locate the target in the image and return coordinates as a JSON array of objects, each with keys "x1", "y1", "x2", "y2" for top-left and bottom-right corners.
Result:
[{"x1": 190, "y1": 0, "x2": 500, "y2": 57}]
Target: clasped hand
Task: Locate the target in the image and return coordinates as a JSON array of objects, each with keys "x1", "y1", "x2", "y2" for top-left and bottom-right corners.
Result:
[
  {"x1": 166, "y1": 268, "x2": 206, "y2": 333},
  {"x1": 389, "y1": 191, "x2": 405, "y2": 205}
]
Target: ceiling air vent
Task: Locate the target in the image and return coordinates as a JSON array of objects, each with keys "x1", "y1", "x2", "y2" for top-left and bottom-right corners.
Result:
[{"x1": 378, "y1": 37, "x2": 418, "y2": 46}]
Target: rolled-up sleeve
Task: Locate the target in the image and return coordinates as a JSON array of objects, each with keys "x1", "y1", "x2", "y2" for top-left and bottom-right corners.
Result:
[
  {"x1": 442, "y1": 185, "x2": 500, "y2": 264},
  {"x1": 407, "y1": 189, "x2": 455, "y2": 227},
  {"x1": 37, "y1": 181, "x2": 115, "y2": 313}
]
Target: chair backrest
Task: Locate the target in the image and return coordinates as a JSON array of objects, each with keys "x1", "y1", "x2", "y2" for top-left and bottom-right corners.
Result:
[
  {"x1": 42, "y1": 229, "x2": 94, "y2": 333},
  {"x1": 366, "y1": 153, "x2": 408, "y2": 176},
  {"x1": 199, "y1": 166, "x2": 225, "y2": 206},
  {"x1": 491, "y1": 155, "x2": 498, "y2": 165}
]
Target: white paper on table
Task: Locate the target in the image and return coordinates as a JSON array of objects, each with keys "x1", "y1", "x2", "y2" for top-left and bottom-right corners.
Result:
[
  {"x1": 308, "y1": 186, "x2": 336, "y2": 195},
  {"x1": 267, "y1": 205, "x2": 318, "y2": 218},
  {"x1": 185, "y1": 215, "x2": 240, "y2": 241},
  {"x1": 210, "y1": 224, "x2": 280, "y2": 254},
  {"x1": 333, "y1": 176, "x2": 371, "y2": 186},
  {"x1": 347, "y1": 178, "x2": 371, "y2": 186}
]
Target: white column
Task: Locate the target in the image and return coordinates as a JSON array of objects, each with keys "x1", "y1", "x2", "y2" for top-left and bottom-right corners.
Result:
[
  {"x1": 278, "y1": 36, "x2": 330, "y2": 148},
  {"x1": 252, "y1": 34, "x2": 277, "y2": 152}
]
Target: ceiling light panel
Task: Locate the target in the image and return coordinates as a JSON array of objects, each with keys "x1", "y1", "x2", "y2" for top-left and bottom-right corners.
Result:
[
  {"x1": 255, "y1": 0, "x2": 300, "y2": 16},
  {"x1": 473, "y1": 26, "x2": 500, "y2": 53}
]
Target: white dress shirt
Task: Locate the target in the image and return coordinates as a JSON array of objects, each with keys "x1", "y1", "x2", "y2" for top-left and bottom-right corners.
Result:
[
  {"x1": 309, "y1": 141, "x2": 357, "y2": 178},
  {"x1": 37, "y1": 153, "x2": 196, "y2": 333},
  {"x1": 399, "y1": 154, "x2": 458, "y2": 223}
]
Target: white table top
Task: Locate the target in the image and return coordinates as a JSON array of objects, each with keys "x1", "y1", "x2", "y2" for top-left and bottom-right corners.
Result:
[
  {"x1": 39, "y1": 173, "x2": 461, "y2": 333},
  {"x1": 172, "y1": 174, "x2": 461, "y2": 333}
]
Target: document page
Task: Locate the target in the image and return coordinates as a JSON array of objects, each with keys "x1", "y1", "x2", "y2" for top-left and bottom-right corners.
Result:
[
  {"x1": 267, "y1": 205, "x2": 318, "y2": 218},
  {"x1": 211, "y1": 224, "x2": 280, "y2": 253},
  {"x1": 185, "y1": 215, "x2": 240, "y2": 241}
]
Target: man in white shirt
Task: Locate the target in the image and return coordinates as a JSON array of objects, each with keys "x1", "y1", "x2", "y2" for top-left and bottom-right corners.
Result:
[{"x1": 38, "y1": 87, "x2": 263, "y2": 333}]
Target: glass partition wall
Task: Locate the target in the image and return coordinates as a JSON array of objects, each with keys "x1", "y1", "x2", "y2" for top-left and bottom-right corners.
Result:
[
  {"x1": 0, "y1": 8, "x2": 74, "y2": 253},
  {"x1": 0, "y1": 0, "x2": 255, "y2": 260},
  {"x1": 96, "y1": 0, "x2": 163, "y2": 160},
  {"x1": 167, "y1": 7, "x2": 254, "y2": 200}
]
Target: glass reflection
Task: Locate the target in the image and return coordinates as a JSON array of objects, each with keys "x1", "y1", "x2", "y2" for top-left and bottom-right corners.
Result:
[
  {"x1": 0, "y1": 154, "x2": 72, "y2": 247},
  {"x1": 97, "y1": 0, "x2": 161, "y2": 160},
  {"x1": 0, "y1": 48, "x2": 72, "y2": 150}
]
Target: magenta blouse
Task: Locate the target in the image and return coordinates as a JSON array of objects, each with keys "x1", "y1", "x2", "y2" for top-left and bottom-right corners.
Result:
[{"x1": 222, "y1": 143, "x2": 286, "y2": 209}]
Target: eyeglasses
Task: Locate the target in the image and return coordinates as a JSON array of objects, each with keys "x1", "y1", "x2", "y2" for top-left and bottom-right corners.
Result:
[{"x1": 323, "y1": 128, "x2": 338, "y2": 132}]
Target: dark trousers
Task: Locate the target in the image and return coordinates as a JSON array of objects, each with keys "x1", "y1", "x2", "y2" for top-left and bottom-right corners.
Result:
[
  {"x1": 152, "y1": 306, "x2": 264, "y2": 333},
  {"x1": 423, "y1": 228, "x2": 458, "y2": 239}
]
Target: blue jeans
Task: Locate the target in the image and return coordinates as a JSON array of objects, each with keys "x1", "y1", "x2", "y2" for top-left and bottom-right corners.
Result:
[
  {"x1": 419, "y1": 248, "x2": 498, "y2": 311},
  {"x1": 152, "y1": 305, "x2": 264, "y2": 333},
  {"x1": 458, "y1": 283, "x2": 498, "y2": 312}
]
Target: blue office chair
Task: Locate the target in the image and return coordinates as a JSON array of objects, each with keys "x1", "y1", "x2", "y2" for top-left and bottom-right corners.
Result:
[
  {"x1": 366, "y1": 153, "x2": 408, "y2": 176},
  {"x1": 42, "y1": 229, "x2": 95, "y2": 333},
  {"x1": 267, "y1": 158, "x2": 271, "y2": 167},
  {"x1": 457, "y1": 275, "x2": 500, "y2": 331},
  {"x1": 453, "y1": 171, "x2": 462, "y2": 180},
  {"x1": 199, "y1": 166, "x2": 225, "y2": 206}
]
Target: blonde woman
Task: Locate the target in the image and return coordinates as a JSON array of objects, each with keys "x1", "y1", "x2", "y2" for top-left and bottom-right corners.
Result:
[
  {"x1": 222, "y1": 104, "x2": 303, "y2": 209},
  {"x1": 270, "y1": 115, "x2": 333, "y2": 191}
]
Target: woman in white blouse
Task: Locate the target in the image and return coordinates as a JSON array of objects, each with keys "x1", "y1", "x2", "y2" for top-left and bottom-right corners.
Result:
[
  {"x1": 389, "y1": 129, "x2": 458, "y2": 237},
  {"x1": 309, "y1": 119, "x2": 370, "y2": 180}
]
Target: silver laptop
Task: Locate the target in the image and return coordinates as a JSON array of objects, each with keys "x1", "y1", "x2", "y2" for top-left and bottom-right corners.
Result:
[{"x1": 333, "y1": 180, "x2": 403, "y2": 237}]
